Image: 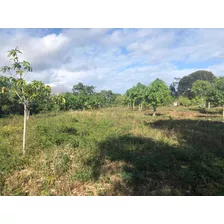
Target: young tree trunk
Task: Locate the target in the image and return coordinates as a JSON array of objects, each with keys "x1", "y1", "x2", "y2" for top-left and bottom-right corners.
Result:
[
  {"x1": 208, "y1": 102, "x2": 211, "y2": 109},
  {"x1": 201, "y1": 97, "x2": 205, "y2": 108},
  {"x1": 23, "y1": 103, "x2": 27, "y2": 155},
  {"x1": 132, "y1": 102, "x2": 135, "y2": 110},
  {"x1": 139, "y1": 103, "x2": 143, "y2": 112},
  {"x1": 223, "y1": 104, "x2": 224, "y2": 120},
  {"x1": 152, "y1": 107, "x2": 156, "y2": 116},
  {"x1": 26, "y1": 109, "x2": 30, "y2": 120}
]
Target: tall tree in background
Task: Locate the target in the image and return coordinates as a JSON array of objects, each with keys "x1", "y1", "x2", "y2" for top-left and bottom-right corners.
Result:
[
  {"x1": 170, "y1": 77, "x2": 180, "y2": 98},
  {"x1": 178, "y1": 70, "x2": 216, "y2": 96},
  {"x1": 100, "y1": 90, "x2": 116, "y2": 107},
  {"x1": 145, "y1": 79, "x2": 172, "y2": 116},
  {"x1": 72, "y1": 82, "x2": 95, "y2": 110}
]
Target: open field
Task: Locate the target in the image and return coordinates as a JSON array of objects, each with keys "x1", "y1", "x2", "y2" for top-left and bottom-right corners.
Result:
[{"x1": 0, "y1": 106, "x2": 224, "y2": 196}]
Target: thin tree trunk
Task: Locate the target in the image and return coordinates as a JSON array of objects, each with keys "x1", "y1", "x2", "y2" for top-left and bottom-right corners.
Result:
[
  {"x1": 201, "y1": 97, "x2": 205, "y2": 108},
  {"x1": 26, "y1": 109, "x2": 30, "y2": 120},
  {"x1": 139, "y1": 103, "x2": 143, "y2": 112},
  {"x1": 23, "y1": 103, "x2": 27, "y2": 155},
  {"x1": 133, "y1": 102, "x2": 135, "y2": 110},
  {"x1": 223, "y1": 104, "x2": 224, "y2": 120},
  {"x1": 152, "y1": 107, "x2": 156, "y2": 116},
  {"x1": 208, "y1": 102, "x2": 210, "y2": 109}
]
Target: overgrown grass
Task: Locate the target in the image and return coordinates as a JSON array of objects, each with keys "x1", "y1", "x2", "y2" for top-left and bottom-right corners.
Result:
[{"x1": 0, "y1": 107, "x2": 223, "y2": 195}]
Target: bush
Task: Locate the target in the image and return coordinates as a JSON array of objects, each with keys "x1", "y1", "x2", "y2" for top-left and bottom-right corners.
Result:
[{"x1": 178, "y1": 96, "x2": 192, "y2": 107}]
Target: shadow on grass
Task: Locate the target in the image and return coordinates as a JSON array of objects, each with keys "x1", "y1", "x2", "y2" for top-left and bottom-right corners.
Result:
[
  {"x1": 93, "y1": 119, "x2": 224, "y2": 196},
  {"x1": 195, "y1": 115, "x2": 220, "y2": 118},
  {"x1": 189, "y1": 108, "x2": 222, "y2": 115},
  {"x1": 149, "y1": 119, "x2": 224, "y2": 153}
]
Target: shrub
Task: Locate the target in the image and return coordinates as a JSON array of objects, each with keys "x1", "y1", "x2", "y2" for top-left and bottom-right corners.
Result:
[{"x1": 178, "y1": 96, "x2": 192, "y2": 107}]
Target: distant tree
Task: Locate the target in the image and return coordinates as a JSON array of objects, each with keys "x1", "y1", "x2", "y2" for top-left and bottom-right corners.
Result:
[
  {"x1": 63, "y1": 92, "x2": 79, "y2": 110},
  {"x1": 85, "y1": 92, "x2": 104, "y2": 109},
  {"x1": 72, "y1": 82, "x2": 95, "y2": 96},
  {"x1": 178, "y1": 96, "x2": 192, "y2": 107},
  {"x1": 145, "y1": 79, "x2": 172, "y2": 116},
  {"x1": 134, "y1": 82, "x2": 147, "y2": 112},
  {"x1": 24, "y1": 80, "x2": 51, "y2": 119},
  {"x1": 170, "y1": 77, "x2": 180, "y2": 98},
  {"x1": 114, "y1": 94, "x2": 126, "y2": 107},
  {"x1": 99, "y1": 90, "x2": 116, "y2": 107},
  {"x1": 52, "y1": 95, "x2": 66, "y2": 113},
  {"x1": 207, "y1": 77, "x2": 224, "y2": 119},
  {"x1": 191, "y1": 80, "x2": 211, "y2": 108},
  {"x1": 125, "y1": 83, "x2": 147, "y2": 111},
  {"x1": 126, "y1": 86, "x2": 138, "y2": 110},
  {"x1": 123, "y1": 93, "x2": 132, "y2": 108},
  {"x1": 72, "y1": 82, "x2": 96, "y2": 110},
  {"x1": 0, "y1": 76, "x2": 11, "y2": 115},
  {"x1": 178, "y1": 70, "x2": 216, "y2": 96}
]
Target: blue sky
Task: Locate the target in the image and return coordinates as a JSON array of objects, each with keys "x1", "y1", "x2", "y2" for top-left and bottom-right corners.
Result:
[{"x1": 0, "y1": 28, "x2": 224, "y2": 93}]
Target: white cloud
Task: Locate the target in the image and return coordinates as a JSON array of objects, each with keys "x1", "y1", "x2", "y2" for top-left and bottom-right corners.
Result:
[{"x1": 0, "y1": 28, "x2": 224, "y2": 93}]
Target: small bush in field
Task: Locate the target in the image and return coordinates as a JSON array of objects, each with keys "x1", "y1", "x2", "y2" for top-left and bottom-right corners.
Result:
[{"x1": 178, "y1": 96, "x2": 192, "y2": 107}]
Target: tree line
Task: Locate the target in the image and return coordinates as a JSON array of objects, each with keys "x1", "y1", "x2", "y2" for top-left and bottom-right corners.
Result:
[{"x1": 124, "y1": 70, "x2": 224, "y2": 117}]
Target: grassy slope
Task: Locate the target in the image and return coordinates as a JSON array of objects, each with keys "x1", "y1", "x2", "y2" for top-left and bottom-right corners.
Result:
[{"x1": 0, "y1": 107, "x2": 224, "y2": 195}]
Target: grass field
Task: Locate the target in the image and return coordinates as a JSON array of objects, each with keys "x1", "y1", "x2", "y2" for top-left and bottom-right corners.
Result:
[{"x1": 0, "y1": 106, "x2": 224, "y2": 195}]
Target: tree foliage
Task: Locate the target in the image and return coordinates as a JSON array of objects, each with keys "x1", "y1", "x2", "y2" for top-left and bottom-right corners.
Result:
[
  {"x1": 207, "y1": 77, "x2": 224, "y2": 106},
  {"x1": 191, "y1": 80, "x2": 211, "y2": 107},
  {"x1": 125, "y1": 82, "x2": 147, "y2": 110},
  {"x1": 178, "y1": 70, "x2": 216, "y2": 96},
  {"x1": 145, "y1": 79, "x2": 172, "y2": 116}
]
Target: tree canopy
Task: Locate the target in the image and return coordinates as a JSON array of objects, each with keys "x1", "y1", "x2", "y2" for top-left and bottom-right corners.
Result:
[
  {"x1": 145, "y1": 79, "x2": 172, "y2": 116},
  {"x1": 191, "y1": 80, "x2": 211, "y2": 107},
  {"x1": 178, "y1": 70, "x2": 216, "y2": 96}
]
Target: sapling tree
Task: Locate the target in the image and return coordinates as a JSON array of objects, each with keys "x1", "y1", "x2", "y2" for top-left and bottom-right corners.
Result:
[
  {"x1": 145, "y1": 79, "x2": 172, "y2": 116},
  {"x1": 1, "y1": 47, "x2": 33, "y2": 154}
]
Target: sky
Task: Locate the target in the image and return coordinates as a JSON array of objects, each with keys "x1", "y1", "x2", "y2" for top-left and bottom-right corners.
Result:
[{"x1": 0, "y1": 28, "x2": 224, "y2": 94}]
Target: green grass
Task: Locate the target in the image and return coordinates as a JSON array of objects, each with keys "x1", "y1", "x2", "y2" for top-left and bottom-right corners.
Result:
[{"x1": 0, "y1": 107, "x2": 223, "y2": 195}]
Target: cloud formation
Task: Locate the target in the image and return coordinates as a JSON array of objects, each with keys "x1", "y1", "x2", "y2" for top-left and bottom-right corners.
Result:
[{"x1": 0, "y1": 28, "x2": 223, "y2": 93}]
